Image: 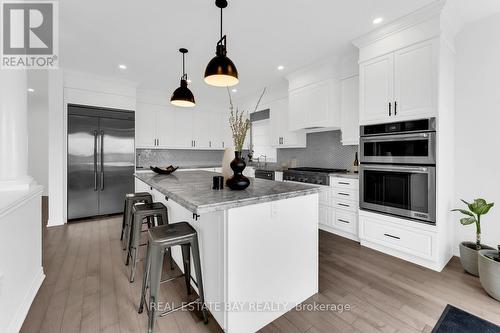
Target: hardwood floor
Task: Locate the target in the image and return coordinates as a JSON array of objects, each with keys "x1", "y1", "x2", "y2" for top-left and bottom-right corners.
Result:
[{"x1": 21, "y1": 212, "x2": 500, "y2": 333}]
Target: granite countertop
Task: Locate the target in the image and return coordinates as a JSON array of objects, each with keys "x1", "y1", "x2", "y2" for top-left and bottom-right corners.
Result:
[
  {"x1": 135, "y1": 170, "x2": 319, "y2": 214},
  {"x1": 136, "y1": 165, "x2": 221, "y2": 173}
]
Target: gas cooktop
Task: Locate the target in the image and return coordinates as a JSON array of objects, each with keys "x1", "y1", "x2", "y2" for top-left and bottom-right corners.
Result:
[{"x1": 287, "y1": 167, "x2": 348, "y2": 174}]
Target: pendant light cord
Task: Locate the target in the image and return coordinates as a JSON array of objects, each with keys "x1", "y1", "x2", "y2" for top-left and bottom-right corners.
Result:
[
  {"x1": 182, "y1": 53, "x2": 185, "y2": 77},
  {"x1": 220, "y1": 7, "x2": 223, "y2": 41}
]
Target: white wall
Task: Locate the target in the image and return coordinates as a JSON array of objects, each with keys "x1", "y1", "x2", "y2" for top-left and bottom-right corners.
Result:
[
  {"x1": 47, "y1": 70, "x2": 138, "y2": 226},
  {"x1": 27, "y1": 102, "x2": 49, "y2": 195},
  {"x1": 27, "y1": 70, "x2": 49, "y2": 196},
  {"x1": 454, "y1": 13, "x2": 500, "y2": 251}
]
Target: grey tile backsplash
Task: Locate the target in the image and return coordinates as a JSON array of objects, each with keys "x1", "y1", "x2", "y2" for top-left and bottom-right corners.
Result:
[
  {"x1": 136, "y1": 149, "x2": 225, "y2": 169},
  {"x1": 137, "y1": 130, "x2": 357, "y2": 171},
  {"x1": 277, "y1": 130, "x2": 358, "y2": 170}
]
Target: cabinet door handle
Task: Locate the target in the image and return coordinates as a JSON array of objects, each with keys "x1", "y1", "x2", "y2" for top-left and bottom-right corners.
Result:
[
  {"x1": 338, "y1": 203, "x2": 350, "y2": 207},
  {"x1": 209, "y1": 141, "x2": 212, "y2": 148},
  {"x1": 157, "y1": 138, "x2": 159, "y2": 146},
  {"x1": 338, "y1": 192, "x2": 349, "y2": 196},
  {"x1": 338, "y1": 181, "x2": 350, "y2": 185},
  {"x1": 194, "y1": 140, "x2": 196, "y2": 147},
  {"x1": 222, "y1": 141, "x2": 225, "y2": 148},
  {"x1": 394, "y1": 101, "x2": 397, "y2": 115},
  {"x1": 389, "y1": 102, "x2": 392, "y2": 116},
  {"x1": 384, "y1": 233, "x2": 400, "y2": 240},
  {"x1": 338, "y1": 219, "x2": 350, "y2": 224}
]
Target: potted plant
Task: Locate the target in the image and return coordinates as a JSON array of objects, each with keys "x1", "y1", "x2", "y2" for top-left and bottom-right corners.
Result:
[
  {"x1": 452, "y1": 198, "x2": 495, "y2": 276},
  {"x1": 479, "y1": 246, "x2": 500, "y2": 301},
  {"x1": 224, "y1": 88, "x2": 265, "y2": 190}
]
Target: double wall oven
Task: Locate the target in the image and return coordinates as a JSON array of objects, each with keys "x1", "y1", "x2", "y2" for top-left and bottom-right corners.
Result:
[{"x1": 359, "y1": 118, "x2": 436, "y2": 224}]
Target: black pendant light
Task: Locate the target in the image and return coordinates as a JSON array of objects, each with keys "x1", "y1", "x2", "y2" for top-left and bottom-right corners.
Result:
[
  {"x1": 171, "y1": 48, "x2": 196, "y2": 107},
  {"x1": 204, "y1": 0, "x2": 239, "y2": 87}
]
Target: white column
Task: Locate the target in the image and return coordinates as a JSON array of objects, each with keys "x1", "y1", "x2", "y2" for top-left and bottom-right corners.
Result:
[
  {"x1": 0, "y1": 69, "x2": 33, "y2": 191},
  {"x1": 47, "y1": 69, "x2": 65, "y2": 226}
]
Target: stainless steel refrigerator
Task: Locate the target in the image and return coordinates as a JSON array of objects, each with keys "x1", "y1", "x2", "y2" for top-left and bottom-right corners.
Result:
[{"x1": 67, "y1": 105, "x2": 135, "y2": 220}]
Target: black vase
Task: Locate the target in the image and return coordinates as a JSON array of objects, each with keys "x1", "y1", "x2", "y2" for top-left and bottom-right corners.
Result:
[{"x1": 226, "y1": 151, "x2": 250, "y2": 190}]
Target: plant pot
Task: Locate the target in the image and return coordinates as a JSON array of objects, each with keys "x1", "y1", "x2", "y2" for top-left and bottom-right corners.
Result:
[
  {"x1": 459, "y1": 241, "x2": 494, "y2": 276},
  {"x1": 478, "y1": 250, "x2": 500, "y2": 301},
  {"x1": 226, "y1": 151, "x2": 250, "y2": 190}
]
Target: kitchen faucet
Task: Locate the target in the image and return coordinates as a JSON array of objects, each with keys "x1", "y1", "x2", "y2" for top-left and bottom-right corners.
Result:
[{"x1": 256, "y1": 155, "x2": 267, "y2": 167}]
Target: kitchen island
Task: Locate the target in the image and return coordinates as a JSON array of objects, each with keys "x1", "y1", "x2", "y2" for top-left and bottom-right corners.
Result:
[{"x1": 135, "y1": 171, "x2": 319, "y2": 333}]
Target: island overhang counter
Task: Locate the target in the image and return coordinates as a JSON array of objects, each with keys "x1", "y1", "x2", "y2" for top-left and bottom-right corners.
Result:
[{"x1": 135, "y1": 171, "x2": 319, "y2": 333}]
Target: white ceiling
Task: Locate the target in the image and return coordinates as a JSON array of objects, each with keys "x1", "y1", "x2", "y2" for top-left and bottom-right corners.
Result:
[{"x1": 54, "y1": 0, "x2": 500, "y2": 107}]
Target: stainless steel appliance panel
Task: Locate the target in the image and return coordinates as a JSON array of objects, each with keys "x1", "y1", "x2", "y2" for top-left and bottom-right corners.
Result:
[
  {"x1": 255, "y1": 169, "x2": 275, "y2": 180},
  {"x1": 67, "y1": 105, "x2": 134, "y2": 221},
  {"x1": 67, "y1": 115, "x2": 99, "y2": 219},
  {"x1": 359, "y1": 164, "x2": 436, "y2": 223},
  {"x1": 98, "y1": 117, "x2": 135, "y2": 215},
  {"x1": 360, "y1": 132, "x2": 436, "y2": 165}
]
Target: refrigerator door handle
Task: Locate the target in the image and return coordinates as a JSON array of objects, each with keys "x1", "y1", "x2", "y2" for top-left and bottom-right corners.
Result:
[
  {"x1": 93, "y1": 130, "x2": 98, "y2": 191},
  {"x1": 100, "y1": 130, "x2": 104, "y2": 190}
]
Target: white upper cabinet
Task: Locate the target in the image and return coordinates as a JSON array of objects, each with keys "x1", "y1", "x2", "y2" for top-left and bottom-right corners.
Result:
[
  {"x1": 340, "y1": 75, "x2": 359, "y2": 145},
  {"x1": 172, "y1": 109, "x2": 194, "y2": 148},
  {"x1": 156, "y1": 107, "x2": 177, "y2": 148},
  {"x1": 288, "y1": 79, "x2": 340, "y2": 131},
  {"x1": 135, "y1": 102, "x2": 229, "y2": 150},
  {"x1": 358, "y1": 39, "x2": 437, "y2": 125},
  {"x1": 394, "y1": 39, "x2": 436, "y2": 119},
  {"x1": 193, "y1": 111, "x2": 212, "y2": 148},
  {"x1": 359, "y1": 54, "x2": 394, "y2": 124},
  {"x1": 270, "y1": 97, "x2": 306, "y2": 148},
  {"x1": 135, "y1": 103, "x2": 158, "y2": 148}
]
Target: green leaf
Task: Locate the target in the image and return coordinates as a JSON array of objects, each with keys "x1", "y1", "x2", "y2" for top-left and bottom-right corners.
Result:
[
  {"x1": 461, "y1": 199, "x2": 471, "y2": 206},
  {"x1": 476, "y1": 202, "x2": 494, "y2": 215},
  {"x1": 451, "y1": 209, "x2": 474, "y2": 217},
  {"x1": 460, "y1": 216, "x2": 477, "y2": 225}
]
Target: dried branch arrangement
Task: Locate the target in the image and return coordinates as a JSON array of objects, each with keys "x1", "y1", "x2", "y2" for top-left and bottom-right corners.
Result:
[{"x1": 226, "y1": 87, "x2": 266, "y2": 151}]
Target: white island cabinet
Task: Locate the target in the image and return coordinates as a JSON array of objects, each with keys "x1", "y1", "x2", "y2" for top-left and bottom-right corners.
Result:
[{"x1": 135, "y1": 171, "x2": 319, "y2": 333}]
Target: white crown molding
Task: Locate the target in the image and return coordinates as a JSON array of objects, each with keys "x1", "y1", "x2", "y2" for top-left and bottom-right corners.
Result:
[{"x1": 352, "y1": 0, "x2": 447, "y2": 49}]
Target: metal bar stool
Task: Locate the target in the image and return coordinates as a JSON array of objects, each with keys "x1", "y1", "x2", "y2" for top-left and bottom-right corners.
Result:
[
  {"x1": 138, "y1": 222, "x2": 208, "y2": 333},
  {"x1": 127, "y1": 202, "x2": 170, "y2": 283},
  {"x1": 120, "y1": 192, "x2": 153, "y2": 251}
]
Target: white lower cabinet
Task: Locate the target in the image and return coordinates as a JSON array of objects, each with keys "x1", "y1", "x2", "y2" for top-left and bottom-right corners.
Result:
[
  {"x1": 358, "y1": 210, "x2": 437, "y2": 267},
  {"x1": 319, "y1": 176, "x2": 359, "y2": 241},
  {"x1": 332, "y1": 210, "x2": 357, "y2": 235}
]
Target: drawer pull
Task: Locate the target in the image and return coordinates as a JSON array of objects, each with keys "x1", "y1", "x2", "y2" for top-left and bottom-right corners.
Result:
[
  {"x1": 338, "y1": 203, "x2": 350, "y2": 207},
  {"x1": 338, "y1": 182, "x2": 351, "y2": 185},
  {"x1": 338, "y1": 219, "x2": 350, "y2": 224},
  {"x1": 384, "y1": 233, "x2": 400, "y2": 240},
  {"x1": 338, "y1": 192, "x2": 350, "y2": 196}
]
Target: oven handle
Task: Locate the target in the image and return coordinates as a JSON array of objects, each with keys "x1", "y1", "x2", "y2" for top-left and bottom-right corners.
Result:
[
  {"x1": 360, "y1": 164, "x2": 432, "y2": 173},
  {"x1": 360, "y1": 132, "x2": 432, "y2": 142}
]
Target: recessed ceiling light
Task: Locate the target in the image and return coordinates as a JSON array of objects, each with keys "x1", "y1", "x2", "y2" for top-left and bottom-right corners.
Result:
[
  {"x1": 277, "y1": 65, "x2": 285, "y2": 71},
  {"x1": 373, "y1": 17, "x2": 383, "y2": 24},
  {"x1": 27, "y1": 88, "x2": 35, "y2": 92},
  {"x1": 118, "y1": 64, "x2": 127, "y2": 70},
  {"x1": 232, "y1": 88, "x2": 237, "y2": 93}
]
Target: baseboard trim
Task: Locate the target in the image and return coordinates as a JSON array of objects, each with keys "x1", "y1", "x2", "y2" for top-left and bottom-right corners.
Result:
[
  {"x1": 319, "y1": 224, "x2": 360, "y2": 242},
  {"x1": 6, "y1": 267, "x2": 45, "y2": 333}
]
